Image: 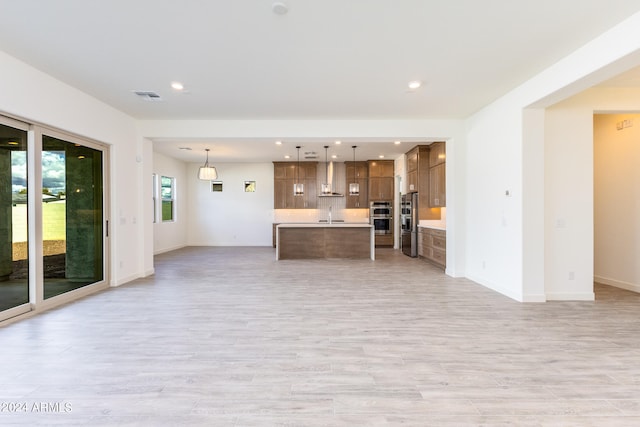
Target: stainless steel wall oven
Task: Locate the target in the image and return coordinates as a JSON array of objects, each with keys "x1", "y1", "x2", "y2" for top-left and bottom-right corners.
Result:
[{"x1": 370, "y1": 201, "x2": 392, "y2": 235}]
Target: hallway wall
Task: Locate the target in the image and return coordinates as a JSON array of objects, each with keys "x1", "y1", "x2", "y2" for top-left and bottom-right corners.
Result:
[{"x1": 594, "y1": 113, "x2": 640, "y2": 293}]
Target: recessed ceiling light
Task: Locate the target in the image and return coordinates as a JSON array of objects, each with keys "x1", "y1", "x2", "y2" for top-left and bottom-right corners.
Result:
[
  {"x1": 378, "y1": 155, "x2": 385, "y2": 158},
  {"x1": 284, "y1": 155, "x2": 291, "y2": 159},
  {"x1": 394, "y1": 140, "x2": 401, "y2": 145},
  {"x1": 334, "y1": 140, "x2": 342, "y2": 145},
  {"x1": 408, "y1": 80, "x2": 422, "y2": 90},
  {"x1": 275, "y1": 140, "x2": 282, "y2": 145},
  {"x1": 331, "y1": 154, "x2": 337, "y2": 159},
  {"x1": 8, "y1": 141, "x2": 19, "y2": 145},
  {"x1": 171, "y1": 82, "x2": 184, "y2": 91}
]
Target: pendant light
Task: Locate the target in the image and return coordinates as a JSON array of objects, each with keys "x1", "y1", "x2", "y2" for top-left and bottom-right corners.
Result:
[
  {"x1": 349, "y1": 145, "x2": 360, "y2": 196},
  {"x1": 293, "y1": 146, "x2": 304, "y2": 196},
  {"x1": 198, "y1": 148, "x2": 218, "y2": 180},
  {"x1": 321, "y1": 145, "x2": 331, "y2": 195}
]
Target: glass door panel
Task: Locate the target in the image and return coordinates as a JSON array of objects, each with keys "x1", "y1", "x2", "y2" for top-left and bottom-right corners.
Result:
[
  {"x1": 42, "y1": 135, "x2": 104, "y2": 299},
  {"x1": 0, "y1": 123, "x2": 29, "y2": 313}
]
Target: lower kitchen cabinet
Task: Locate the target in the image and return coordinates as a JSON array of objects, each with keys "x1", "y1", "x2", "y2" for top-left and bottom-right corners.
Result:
[
  {"x1": 375, "y1": 234, "x2": 393, "y2": 247},
  {"x1": 273, "y1": 223, "x2": 280, "y2": 248},
  {"x1": 418, "y1": 227, "x2": 446, "y2": 269}
]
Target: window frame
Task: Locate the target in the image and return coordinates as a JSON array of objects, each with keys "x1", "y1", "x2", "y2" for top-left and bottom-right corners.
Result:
[{"x1": 160, "y1": 175, "x2": 175, "y2": 222}]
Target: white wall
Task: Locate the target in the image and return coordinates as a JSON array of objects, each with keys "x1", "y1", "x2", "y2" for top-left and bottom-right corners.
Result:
[
  {"x1": 543, "y1": 100, "x2": 595, "y2": 300},
  {"x1": 464, "y1": 10, "x2": 640, "y2": 301},
  {"x1": 153, "y1": 151, "x2": 189, "y2": 253},
  {"x1": 594, "y1": 113, "x2": 640, "y2": 293},
  {"x1": 465, "y1": 99, "x2": 524, "y2": 300},
  {"x1": 0, "y1": 50, "x2": 146, "y2": 286},
  {"x1": 187, "y1": 162, "x2": 274, "y2": 246},
  {"x1": 542, "y1": 89, "x2": 640, "y2": 300}
]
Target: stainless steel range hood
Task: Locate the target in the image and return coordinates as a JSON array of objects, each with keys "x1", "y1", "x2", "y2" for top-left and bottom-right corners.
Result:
[{"x1": 318, "y1": 161, "x2": 344, "y2": 197}]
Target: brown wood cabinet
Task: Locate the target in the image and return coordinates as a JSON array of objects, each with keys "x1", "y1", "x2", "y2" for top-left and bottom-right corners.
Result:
[
  {"x1": 345, "y1": 161, "x2": 369, "y2": 208},
  {"x1": 429, "y1": 141, "x2": 446, "y2": 167},
  {"x1": 418, "y1": 227, "x2": 446, "y2": 269},
  {"x1": 405, "y1": 145, "x2": 439, "y2": 220},
  {"x1": 272, "y1": 223, "x2": 280, "y2": 247},
  {"x1": 273, "y1": 162, "x2": 317, "y2": 209},
  {"x1": 405, "y1": 147, "x2": 419, "y2": 193},
  {"x1": 368, "y1": 160, "x2": 394, "y2": 201},
  {"x1": 375, "y1": 234, "x2": 394, "y2": 247},
  {"x1": 427, "y1": 141, "x2": 446, "y2": 208},
  {"x1": 369, "y1": 160, "x2": 394, "y2": 177},
  {"x1": 429, "y1": 163, "x2": 446, "y2": 207}
]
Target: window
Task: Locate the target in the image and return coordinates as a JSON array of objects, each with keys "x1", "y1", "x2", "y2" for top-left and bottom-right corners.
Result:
[{"x1": 161, "y1": 176, "x2": 175, "y2": 222}]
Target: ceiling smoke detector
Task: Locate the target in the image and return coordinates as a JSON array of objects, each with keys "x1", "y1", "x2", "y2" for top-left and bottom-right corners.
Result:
[
  {"x1": 132, "y1": 90, "x2": 163, "y2": 101},
  {"x1": 272, "y1": 2, "x2": 288, "y2": 15}
]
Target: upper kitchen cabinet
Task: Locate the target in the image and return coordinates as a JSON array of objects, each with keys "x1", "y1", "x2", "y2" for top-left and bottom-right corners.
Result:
[
  {"x1": 429, "y1": 142, "x2": 446, "y2": 167},
  {"x1": 405, "y1": 145, "x2": 436, "y2": 219},
  {"x1": 345, "y1": 161, "x2": 369, "y2": 208},
  {"x1": 405, "y1": 146, "x2": 427, "y2": 194},
  {"x1": 405, "y1": 144, "x2": 444, "y2": 219},
  {"x1": 428, "y1": 142, "x2": 446, "y2": 208},
  {"x1": 273, "y1": 162, "x2": 317, "y2": 209},
  {"x1": 368, "y1": 160, "x2": 394, "y2": 201},
  {"x1": 429, "y1": 163, "x2": 446, "y2": 208}
]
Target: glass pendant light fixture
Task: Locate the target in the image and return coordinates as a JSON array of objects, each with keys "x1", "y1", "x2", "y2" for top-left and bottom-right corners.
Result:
[
  {"x1": 349, "y1": 145, "x2": 360, "y2": 196},
  {"x1": 321, "y1": 145, "x2": 331, "y2": 195},
  {"x1": 293, "y1": 146, "x2": 304, "y2": 196},
  {"x1": 198, "y1": 148, "x2": 218, "y2": 180}
]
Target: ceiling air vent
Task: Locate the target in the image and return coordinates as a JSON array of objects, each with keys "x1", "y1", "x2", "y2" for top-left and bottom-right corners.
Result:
[
  {"x1": 132, "y1": 90, "x2": 163, "y2": 101},
  {"x1": 304, "y1": 151, "x2": 318, "y2": 160}
]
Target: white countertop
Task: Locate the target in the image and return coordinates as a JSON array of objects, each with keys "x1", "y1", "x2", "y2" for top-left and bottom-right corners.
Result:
[
  {"x1": 277, "y1": 223, "x2": 372, "y2": 228},
  {"x1": 418, "y1": 224, "x2": 446, "y2": 231}
]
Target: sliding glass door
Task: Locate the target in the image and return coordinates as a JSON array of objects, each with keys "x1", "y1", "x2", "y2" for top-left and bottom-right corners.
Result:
[
  {"x1": 42, "y1": 134, "x2": 104, "y2": 299},
  {"x1": 0, "y1": 115, "x2": 109, "y2": 322},
  {"x1": 0, "y1": 119, "x2": 29, "y2": 316}
]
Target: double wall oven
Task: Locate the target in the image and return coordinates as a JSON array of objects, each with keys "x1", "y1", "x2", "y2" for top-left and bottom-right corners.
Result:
[{"x1": 370, "y1": 201, "x2": 392, "y2": 235}]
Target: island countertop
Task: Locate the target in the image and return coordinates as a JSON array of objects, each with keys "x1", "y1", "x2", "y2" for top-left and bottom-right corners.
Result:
[
  {"x1": 277, "y1": 222, "x2": 372, "y2": 228},
  {"x1": 276, "y1": 223, "x2": 374, "y2": 260}
]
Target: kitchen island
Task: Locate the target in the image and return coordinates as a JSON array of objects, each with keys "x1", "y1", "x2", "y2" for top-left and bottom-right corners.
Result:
[{"x1": 276, "y1": 223, "x2": 374, "y2": 260}]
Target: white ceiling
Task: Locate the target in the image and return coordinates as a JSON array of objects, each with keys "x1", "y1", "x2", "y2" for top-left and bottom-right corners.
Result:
[{"x1": 1, "y1": 0, "x2": 640, "y2": 162}]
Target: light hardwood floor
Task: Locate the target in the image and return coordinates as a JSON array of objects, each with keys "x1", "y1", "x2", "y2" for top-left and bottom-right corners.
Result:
[{"x1": 1, "y1": 247, "x2": 640, "y2": 426}]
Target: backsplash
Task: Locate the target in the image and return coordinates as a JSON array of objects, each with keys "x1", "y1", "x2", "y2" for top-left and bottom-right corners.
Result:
[{"x1": 274, "y1": 208, "x2": 369, "y2": 223}]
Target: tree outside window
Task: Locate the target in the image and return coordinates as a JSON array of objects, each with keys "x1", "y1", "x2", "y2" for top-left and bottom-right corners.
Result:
[{"x1": 161, "y1": 176, "x2": 175, "y2": 222}]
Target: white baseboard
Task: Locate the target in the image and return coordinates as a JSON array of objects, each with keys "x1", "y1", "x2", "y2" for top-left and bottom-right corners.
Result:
[
  {"x1": 466, "y1": 274, "x2": 523, "y2": 302},
  {"x1": 545, "y1": 292, "x2": 595, "y2": 301},
  {"x1": 522, "y1": 293, "x2": 546, "y2": 302},
  {"x1": 594, "y1": 275, "x2": 640, "y2": 294},
  {"x1": 154, "y1": 244, "x2": 187, "y2": 255},
  {"x1": 111, "y1": 273, "x2": 143, "y2": 287}
]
